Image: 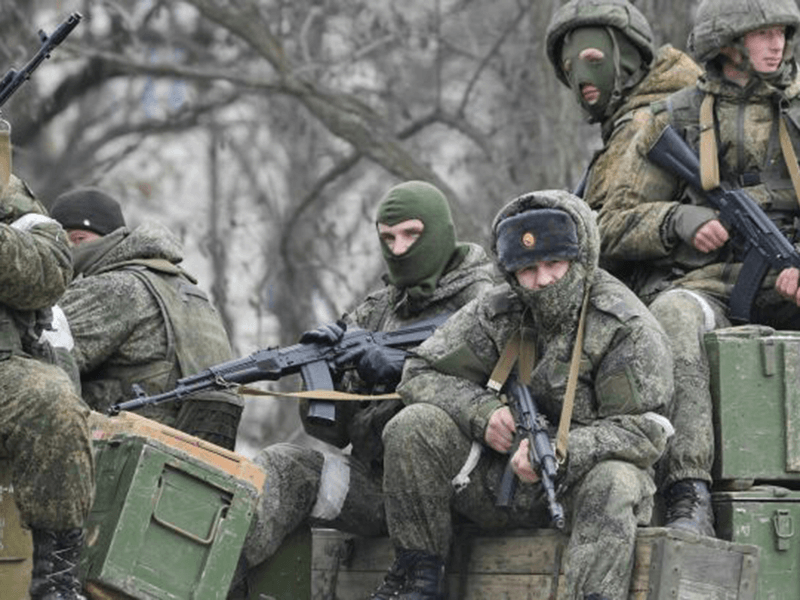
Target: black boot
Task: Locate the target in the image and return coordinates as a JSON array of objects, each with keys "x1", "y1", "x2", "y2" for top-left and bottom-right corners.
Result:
[
  {"x1": 29, "y1": 528, "x2": 87, "y2": 600},
  {"x1": 369, "y1": 548, "x2": 446, "y2": 600},
  {"x1": 664, "y1": 479, "x2": 715, "y2": 538}
]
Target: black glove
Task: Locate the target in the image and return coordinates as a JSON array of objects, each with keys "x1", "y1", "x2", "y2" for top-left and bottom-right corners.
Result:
[
  {"x1": 346, "y1": 343, "x2": 408, "y2": 387},
  {"x1": 299, "y1": 320, "x2": 346, "y2": 345}
]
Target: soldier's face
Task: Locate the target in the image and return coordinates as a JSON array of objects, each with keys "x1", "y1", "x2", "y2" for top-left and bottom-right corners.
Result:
[
  {"x1": 514, "y1": 260, "x2": 570, "y2": 290},
  {"x1": 67, "y1": 229, "x2": 102, "y2": 246},
  {"x1": 743, "y1": 26, "x2": 786, "y2": 73},
  {"x1": 378, "y1": 219, "x2": 424, "y2": 256}
]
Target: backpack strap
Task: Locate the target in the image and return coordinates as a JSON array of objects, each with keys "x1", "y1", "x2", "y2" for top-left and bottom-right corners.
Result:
[{"x1": 699, "y1": 93, "x2": 720, "y2": 191}]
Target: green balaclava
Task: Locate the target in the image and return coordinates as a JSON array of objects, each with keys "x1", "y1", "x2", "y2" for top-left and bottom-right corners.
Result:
[
  {"x1": 376, "y1": 181, "x2": 460, "y2": 300},
  {"x1": 560, "y1": 26, "x2": 647, "y2": 122}
]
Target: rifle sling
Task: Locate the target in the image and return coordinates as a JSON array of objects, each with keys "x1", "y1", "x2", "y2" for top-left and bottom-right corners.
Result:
[
  {"x1": 699, "y1": 93, "x2": 720, "y2": 191},
  {"x1": 778, "y1": 115, "x2": 800, "y2": 207},
  {"x1": 490, "y1": 290, "x2": 589, "y2": 464},
  {"x1": 236, "y1": 385, "x2": 400, "y2": 402}
]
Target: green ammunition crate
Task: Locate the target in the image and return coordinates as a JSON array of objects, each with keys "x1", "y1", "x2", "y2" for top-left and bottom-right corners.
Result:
[
  {"x1": 81, "y1": 412, "x2": 265, "y2": 600},
  {"x1": 705, "y1": 325, "x2": 800, "y2": 485},
  {"x1": 714, "y1": 486, "x2": 800, "y2": 600}
]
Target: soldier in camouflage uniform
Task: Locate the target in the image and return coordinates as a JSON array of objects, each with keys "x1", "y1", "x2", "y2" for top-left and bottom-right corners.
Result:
[
  {"x1": 544, "y1": 0, "x2": 713, "y2": 539},
  {"x1": 234, "y1": 181, "x2": 497, "y2": 594},
  {"x1": 594, "y1": 0, "x2": 800, "y2": 537},
  {"x1": 370, "y1": 190, "x2": 674, "y2": 600},
  {"x1": 0, "y1": 175, "x2": 95, "y2": 600},
  {"x1": 51, "y1": 188, "x2": 243, "y2": 450},
  {"x1": 544, "y1": 0, "x2": 701, "y2": 231}
]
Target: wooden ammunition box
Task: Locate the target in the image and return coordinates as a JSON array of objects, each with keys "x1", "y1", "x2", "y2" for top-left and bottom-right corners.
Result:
[{"x1": 311, "y1": 526, "x2": 759, "y2": 599}]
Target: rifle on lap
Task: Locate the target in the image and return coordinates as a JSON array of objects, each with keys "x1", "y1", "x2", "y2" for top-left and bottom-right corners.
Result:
[
  {"x1": 108, "y1": 313, "x2": 449, "y2": 425},
  {"x1": 647, "y1": 124, "x2": 800, "y2": 323}
]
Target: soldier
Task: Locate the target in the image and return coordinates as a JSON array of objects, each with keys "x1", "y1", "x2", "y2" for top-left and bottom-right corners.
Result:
[
  {"x1": 51, "y1": 188, "x2": 243, "y2": 450},
  {"x1": 0, "y1": 175, "x2": 95, "y2": 600},
  {"x1": 234, "y1": 181, "x2": 497, "y2": 595},
  {"x1": 595, "y1": 0, "x2": 800, "y2": 537},
  {"x1": 369, "y1": 190, "x2": 674, "y2": 600},
  {"x1": 544, "y1": 0, "x2": 701, "y2": 236}
]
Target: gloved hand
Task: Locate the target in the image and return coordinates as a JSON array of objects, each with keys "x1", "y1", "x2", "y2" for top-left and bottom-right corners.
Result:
[
  {"x1": 299, "y1": 320, "x2": 346, "y2": 345},
  {"x1": 339, "y1": 343, "x2": 408, "y2": 387}
]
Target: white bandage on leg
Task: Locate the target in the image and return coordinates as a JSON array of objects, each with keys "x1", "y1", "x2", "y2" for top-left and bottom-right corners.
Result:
[
  {"x1": 660, "y1": 288, "x2": 717, "y2": 332},
  {"x1": 310, "y1": 453, "x2": 351, "y2": 521}
]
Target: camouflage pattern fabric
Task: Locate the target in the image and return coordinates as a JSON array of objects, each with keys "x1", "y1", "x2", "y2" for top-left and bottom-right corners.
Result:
[
  {"x1": 386, "y1": 190, "x2": 673, "y2": 599},
  {"x1": 0, "y1": 175, "x2": 94, "y2": 530},
  {"x1": 59, "y1": 220, "x2": 242, "y2": 448},
  {"x1": 242, "y1": 242, "x2": 498, "y2": 568},
  {"x1": 595, "y1": 65, "x2": 800, "y2": 488}
]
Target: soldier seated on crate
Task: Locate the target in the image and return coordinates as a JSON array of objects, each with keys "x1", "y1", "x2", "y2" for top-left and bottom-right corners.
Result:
[
  {"x1": 230, "y1": 181, "x2": 498, "y2": 597},
  {"x1": 50, "y1": 188, "x2": 243, "y2": 450},
  {"x1": 0, "y1": 172, "x2": 95, "y2": 600},
  {"x1": 588, "y1": 0, "x2": 800, "y2": 538},
  {"x1": 369, "y1": 190, "x2": 675, "y2": 600}
]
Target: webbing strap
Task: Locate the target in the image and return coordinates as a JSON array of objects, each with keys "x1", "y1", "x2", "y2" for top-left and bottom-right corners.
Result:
[
  {"x1": 0, "y1": 121, "x2": 10, "y2": 194},
  {"x1": 778, "y1": 115, "x2": 800, "y2": 208},
  {"x1": 487, "y1": 332, "x2": 521, "y2": 392},
  {"x1": 699, "y1": 93, "x2": 720, "y2": 191},
  {"x1": 236, "y1": 385, "x2": 401, "y2": 402},
  {"x1": 555, "y1": 291, "x2": 590, "y2": 463}
]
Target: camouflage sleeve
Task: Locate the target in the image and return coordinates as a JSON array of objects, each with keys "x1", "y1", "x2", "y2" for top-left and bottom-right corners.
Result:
[
  {"x1": 561, "y1": 313, "x2": 674, "y2": 489},
  {"x1": 397, "y1": 298, "x2": 506, "y2": 441},
  {"x1": 0, "y1": 214, "x2": 72, "y2": 310},
  {"x1": 595, "y1": 108, "x2": 683, "y2": 262},
  {"x1": 59, "y1": 271, "x2": 160, "y2": 373}
]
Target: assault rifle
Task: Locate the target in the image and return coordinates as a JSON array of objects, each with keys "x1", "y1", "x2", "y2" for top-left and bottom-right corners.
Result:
[
  {"x1": 496, "y1": 375, "x2": 565, "y2": 530},
  {"x1": 108, "y1": 313, "x2": 450, "y2": 424},
  {"x1": 647, "y1": 124, "x2": 800, "y2": 323},
  {"x1": 0, "y1": 13, "x2": 82, "y2": 109}
]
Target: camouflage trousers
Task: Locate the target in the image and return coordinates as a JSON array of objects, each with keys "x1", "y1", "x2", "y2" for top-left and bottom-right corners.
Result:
[
  {"x1": 383, "y1": 404, "x2": 656, "y2": 600},
  {"x1": 0, "y1": 355, "x2": 94, "y2": 530},
  {"x1": 648, "y1": 288, "x2": 730, "y2": 489},
  {"x1": 242, "y1": 442, "x2": 387, "y2": 567}
]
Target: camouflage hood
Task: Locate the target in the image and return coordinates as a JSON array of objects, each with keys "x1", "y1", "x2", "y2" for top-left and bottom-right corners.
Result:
[
  {"x1": 71, "y1": 220, "x2": 185, "y2": 278},
  {"x1": 491, "y1": 190, "x2": 599, "y2": 333}
]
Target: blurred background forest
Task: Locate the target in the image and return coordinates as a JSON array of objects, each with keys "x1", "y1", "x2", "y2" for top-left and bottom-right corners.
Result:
[{"x1": 1, "y1": 0, "x2": 698, "y2": 456}]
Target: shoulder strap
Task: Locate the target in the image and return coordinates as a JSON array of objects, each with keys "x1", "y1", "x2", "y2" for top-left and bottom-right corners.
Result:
[
  {"x1": 778, "y1": 114, "x2": 800, "y2": 206},
  {"x1": 699, "y1": 93, "x2": 720, "y2": 191}
]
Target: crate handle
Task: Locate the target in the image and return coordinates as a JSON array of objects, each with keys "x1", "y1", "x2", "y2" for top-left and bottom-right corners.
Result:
[
  {"x1": 152, "y1": 478, "x2": 226, "y2": 546},
  {"x1": 772, "y1": 509, "x2": 794, "y2": 552}
]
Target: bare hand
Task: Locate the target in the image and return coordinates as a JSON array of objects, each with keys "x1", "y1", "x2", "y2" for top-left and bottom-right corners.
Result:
[
  {"x1": 776, "y1": 267, "x2": 800, "y2": 307},
  {"x1": 511, "y1": 439, "x2": 540, "y2": 483},
  {"x1": 692, "y1": 219, "x2": 729, "y2": 253},
  {"x1": 484, "y1": 407, "x2": 515, "y2": 453}
]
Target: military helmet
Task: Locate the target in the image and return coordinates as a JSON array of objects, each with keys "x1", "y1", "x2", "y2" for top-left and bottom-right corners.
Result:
[
  {"x1": 688, "y1": 0, "x2": 800, "y2": 64},
  {"x1": 545, "y1": 0, "x2": 655, "y2": 86}
]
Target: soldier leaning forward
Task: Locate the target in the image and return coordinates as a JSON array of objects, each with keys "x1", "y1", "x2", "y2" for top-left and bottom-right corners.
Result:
[
  {"x1": 0, "y1": 174, "x2": 95, "y2": 600},
  {"x1": 370, "y1": 190, "x2": 674, "y2": 600},
  {"x1": 235, "y1": 181, "x2": 498, "y2": 593}
]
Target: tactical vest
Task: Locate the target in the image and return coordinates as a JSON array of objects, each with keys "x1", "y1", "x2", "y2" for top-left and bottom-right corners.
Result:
[
  {"x1": 82, "y1": 258, "x2": 239, "y2": 413},
  {"x1": 654, "y1": 86, "x2": 800, "y2": 223}
]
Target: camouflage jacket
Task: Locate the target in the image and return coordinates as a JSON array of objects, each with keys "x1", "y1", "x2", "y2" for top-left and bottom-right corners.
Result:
[
  {"x1": 60, "y1": 220, "x2": 237, "y2": 414},
  {"x1": 597, "y1": 67, "x2": 800, "y2": 303},
  {"x1": 583, "y1": 45, "x2": 701, "y2": 211},
  {"x1": 397, "y1": 270, "x2": 673, "y2": 491},
  {"x1": 301, "y1": 242, "x2": 498, "y2": 472},
  {"x1": 0, "y1": 176, "x2": 72, "y2": 362}
]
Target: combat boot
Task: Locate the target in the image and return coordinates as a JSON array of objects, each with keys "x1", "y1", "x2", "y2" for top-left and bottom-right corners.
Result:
[
  {"x1": 29, "y1": 528, "x2": 87, "y2": 600},
  {"x1": 664, "y1": 479, "x2": 715, "y2": 538},
  {"x1": 369, "y1": 548, "x2": 446, "y2": 600}
]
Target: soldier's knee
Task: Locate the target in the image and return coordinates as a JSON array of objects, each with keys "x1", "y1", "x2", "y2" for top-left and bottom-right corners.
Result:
[
  {"x1": 383, "y1": 403, "x2": 454, "y2": 450},
  {"x1": 649, "y1": 290, "x2": 716, "y2": 338}
]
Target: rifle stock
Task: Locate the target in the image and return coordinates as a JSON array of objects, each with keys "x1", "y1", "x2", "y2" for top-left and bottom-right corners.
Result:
[
  {"x1": 496, "y1": 375, "x2": 565, "y2": 530},
  {"x1": 647, "y1": 124, "x2": 800, "y2": 322},
  {"x1": 109, "y1": 313, "x2": 450, "y2": 424}
]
